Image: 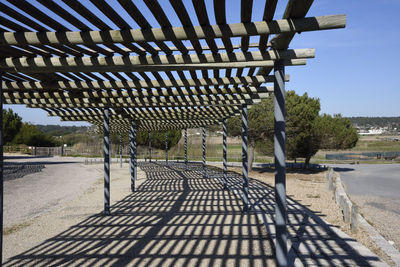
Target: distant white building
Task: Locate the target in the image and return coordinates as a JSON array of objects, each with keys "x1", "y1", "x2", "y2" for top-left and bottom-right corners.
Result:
[{"x1": 358, "y1": 128, "x2": 384, "y2": 135}]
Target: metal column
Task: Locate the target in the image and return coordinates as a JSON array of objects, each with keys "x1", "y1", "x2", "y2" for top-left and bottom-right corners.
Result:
[
  {"x1": 148, "y1": 132, "x2": 151, "y2": 162},
  {"x1": 103, "y1": 108, "x2": 110, "y2": 216},
  {"x1": 242, "y1": 105, "x2": 249, "y2": 211},
  {"x1": 274, "y1": 59, "x2": 287, "y2": 266},
  {"x1": 119, "y1": 132, "x2": 122, "y2": 168},
  {"x1": 202, "y1": 127, "x2": 206, "y2": 178},
  {"x1": 184, "y1": 128, "x2": 188, "y2": 167},
  {"x1": 0, "y1": 72, "x2": 4, "y2": 264},
  {"x1": 165, "y1": 131, "x2": 168, "y2": 165},
  {"x1": 129, "y1": 121, "x2": 137, "y2": 192},
  {"x1": 222, "y1": 119, "x2": 228, "y2": 189}
]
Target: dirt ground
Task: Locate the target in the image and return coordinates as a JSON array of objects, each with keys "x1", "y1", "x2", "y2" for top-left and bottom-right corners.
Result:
[
  {"x1": 3, "y1": 157, "x2": 136, "y2": 261},
  {"x1": 227, "y1": 166, "x2": 396, "y2": 266}
]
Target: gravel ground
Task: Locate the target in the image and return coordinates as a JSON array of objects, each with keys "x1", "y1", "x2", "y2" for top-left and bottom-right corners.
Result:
[
  {"x1": 3, "y1": 159, "x2": 272, "y2": 266},
  {"x1": 226, "y1": 166, "x2": 396, "y2": 266}
]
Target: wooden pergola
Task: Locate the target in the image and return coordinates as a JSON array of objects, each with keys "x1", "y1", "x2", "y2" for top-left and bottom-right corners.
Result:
[{"x1": 0, "y1": 1, "x2": 345, "y2": 265}]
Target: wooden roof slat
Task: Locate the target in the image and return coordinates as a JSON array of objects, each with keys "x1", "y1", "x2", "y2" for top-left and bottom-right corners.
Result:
[
  {"x1": 61, "y1": 0, "x2": 111, "y2": 31},
  {"x1": 192, "y1": 0, "x2": 219, "y2": 54},
  {"x1": 7, "y1": 0, "x2": 68, "y2": 31},
  {"x1": 0, "y1": 15, "x2": 29, "y2": 32},
  {"x1": 170, "y1": 0, "x2": 203, "y2": 54},
  {"x1": 213, "y1": 0, "x2": 233, "y2": 53},
  {"x1": 36, "y1": 0, "x2": 91, "y2": 31},
  {"x1": 259, "y1": 0, "x2": 278, "y2": 51},
  {"x1": 143, "y1": 0, "x2": 189, "y2": 55},
  {"x1": 0, "y1": 49, "x2": 312, "y2": 73},
  {"x1": 2, "y1": 74, "x2": 287, "y2": 91},
  {"x1": 88, "y1": 0, "x2": 131, "y2": 30},
  {"x1": 0, "y1": 3, "x2": 48, "y2": 32},
  {"x1": 0, "y1": 15, "x2": 346, "y2": 47},
  {"x1": 116, "y1": 0, "x2": 172, "y2": 55},
  {"x1": 240, "y1": 0, "x2": 253, "y2": 52}
]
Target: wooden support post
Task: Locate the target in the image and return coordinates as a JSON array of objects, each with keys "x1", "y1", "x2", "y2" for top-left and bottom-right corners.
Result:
[
  {"x1": 0, "y1": 72, "x2": 3, "y2": 265},
  {"x1": 129, "y1": 121, "x2": 136, "y2": 192},
  {"x1": 242, "y1": 104, "x2": 249, "y2": 211},
  {"x1": 119, "y1": 132, "x2": 122, "y2": 168},
  {"x1": 148, "y1": 132, "x2": 151, "y2": 163},
  {"x1": 103, "y1": 108, "x2": 110, "y2": 216},
  {"x1": 222, "y1": 119, "x2": 228, "y2": 189},
  {"x1": 202, "y1": 127, "x2": 206, "y2": 178},
  {"x1": 165, "y1": 131, "x2": 168, "y2": 165},
  {"x1": 274, "y1": 59, "x2": 287, "y2": 266},
  {"x1": 184, "y1": 129, "x2": 188, "y2": 167}
]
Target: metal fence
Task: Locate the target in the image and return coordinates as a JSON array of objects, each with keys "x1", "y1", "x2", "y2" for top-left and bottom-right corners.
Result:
[{"x1": 326, "y1": 151, "x2": 400, "y2": 161}]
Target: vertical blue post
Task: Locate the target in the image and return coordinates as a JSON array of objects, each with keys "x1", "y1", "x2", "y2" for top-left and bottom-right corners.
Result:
[
  {"x1": 129, "y1": 121, "x2": 136, "y2": 192},
  {"x1": 119, "y1": 132, "x2": 122, "y2": 168},
  {"x1": 148, "y1": 132, "x2": 151, "y2": 162},
  {"x1": 165, "y1": 131, "x2": 168, "y2": 165},
  {"x1": 103, "y1": 108, "x2": 110, "y2": 216},
  {"x1": 274, "y1": 59, "x2": 287, "y2": 266},
  {"x1": 0, "y1": 72, "x2": 4, "y2": 264},
  {"x1": 222, "y1": 119, "x2": 228, "y2": 189},
  {"x1": 242, "y1": 105, "x2": 249, "y2": 211},
  {"x1": 184, "y1": 128, "x2": 188, "y2": 167},
  {"x1": 202, "y1": 127, "x2": 206, "y2": 178}
]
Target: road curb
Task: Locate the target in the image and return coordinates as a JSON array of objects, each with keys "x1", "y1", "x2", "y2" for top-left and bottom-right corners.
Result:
[{"x1": 329, "y1": 168, "x2": 400, "y2": 266}]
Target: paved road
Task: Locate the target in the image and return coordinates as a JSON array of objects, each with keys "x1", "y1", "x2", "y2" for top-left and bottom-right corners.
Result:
[
  {"x1": 333, "y1": 163, "x2": 400, "y2": 251},
  {"x1": 333, "y1": 164, "x2": 400, "y2": 198}
]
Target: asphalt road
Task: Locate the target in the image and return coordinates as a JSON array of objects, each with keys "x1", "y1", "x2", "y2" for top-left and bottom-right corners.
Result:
[
  {"x1": 333, "y1": 163, "x2": 400, "y2": 251},
  {"x1": 333, "y1": 164, "x2": 400, "y2": 198}
]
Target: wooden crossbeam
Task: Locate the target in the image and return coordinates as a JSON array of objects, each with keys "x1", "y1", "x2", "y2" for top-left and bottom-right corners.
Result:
[
  {"x1": 2, "y1": 75, "x2": 289, "y2": 90},
  {"x1": 4, "y1": 90, "x2": 269, "y2": 105},
  {"x1": 0, "y1": 15, "x2": 345, "y2": 46},
  {"x1": 0, "y1": 50, "x2": 311, "y2": 73},
  {"x1": 21, "y1": 98, "x2": 262, "y2": 108},
  {"x1": 3, "y1": 85, "x2": 272, "y2": 98}
]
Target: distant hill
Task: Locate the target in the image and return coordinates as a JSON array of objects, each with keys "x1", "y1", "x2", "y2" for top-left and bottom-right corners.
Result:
[
  {"x1": 36, "y1": 125, "x2": 89, "y2": 136},
  {"x1": 347, "y1": 117, "x2": 400, "y2": 130}
]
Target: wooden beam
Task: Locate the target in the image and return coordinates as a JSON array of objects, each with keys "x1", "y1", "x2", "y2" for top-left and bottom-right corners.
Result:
[
  {"x1": 2, "y1": 75, "x2": 289, "y2": 90},
  {"x1": 0, "y1": 50, "x2": 311, "y2": 73},
  {"x1": 0, "y1": 15, "x2": 345, "y2": 46}
]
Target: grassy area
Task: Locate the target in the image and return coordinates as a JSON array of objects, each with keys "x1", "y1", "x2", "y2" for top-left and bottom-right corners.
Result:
[{"x1": 352, "y1": 140, "x2": 400, "y2": 151}]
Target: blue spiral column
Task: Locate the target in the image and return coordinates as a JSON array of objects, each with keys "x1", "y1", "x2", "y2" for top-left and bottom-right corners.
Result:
[
  {"x1": 274, "y1": 59, "x2": 287, "y2": 267},
  {"x1": 222, "y1": 119, "x2": 228, "y2": 189},
  {"x1": 103, "y1": 108, "x2": 110, "y2": 216},
  {"x1": 202, "y1": 127, "x2": 206, "y2": 178},
  {"x1": 129, "y1": 121, "x2": 136, "y2": 192},
  {"x1": 242, "y1": 105, "x2": 249, "y2": 211}
]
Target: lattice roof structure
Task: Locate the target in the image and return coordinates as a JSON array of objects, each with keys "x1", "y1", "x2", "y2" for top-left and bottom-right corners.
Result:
[{"x1": 0, "y1": 0, "x2": 345, "y2": 132}]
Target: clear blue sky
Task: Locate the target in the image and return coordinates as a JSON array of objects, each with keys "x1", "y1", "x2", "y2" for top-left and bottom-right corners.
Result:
[{"x1": 3, "y1": 0, "x2": 400, "y2": 126}]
